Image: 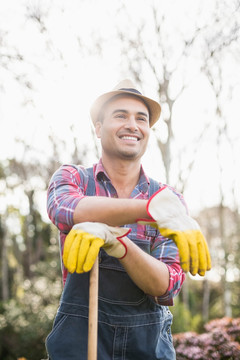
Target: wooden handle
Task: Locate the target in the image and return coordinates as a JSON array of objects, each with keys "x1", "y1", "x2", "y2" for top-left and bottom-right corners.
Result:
[{"x1": 88, "y1": 256, "x2": 99, "y2": 360}]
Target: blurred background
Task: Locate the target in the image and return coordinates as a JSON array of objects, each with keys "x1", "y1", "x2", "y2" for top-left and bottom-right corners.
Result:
[{"x1": 0, "y1": 0, "x2": 240, "y2": 359}]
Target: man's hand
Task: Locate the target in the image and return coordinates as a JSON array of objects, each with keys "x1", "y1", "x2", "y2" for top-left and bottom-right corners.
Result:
[
  {"x1": 137, "y1": 187, "x2": 211, "y2": 276},
  {"x1": 63, "y1": 222, "x2": 130, "y2": 273}
]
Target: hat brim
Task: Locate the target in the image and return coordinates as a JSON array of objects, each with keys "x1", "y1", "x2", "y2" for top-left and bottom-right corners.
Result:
[{"x1": 90, "y1": 90, "x2": 161, "y2": 127}]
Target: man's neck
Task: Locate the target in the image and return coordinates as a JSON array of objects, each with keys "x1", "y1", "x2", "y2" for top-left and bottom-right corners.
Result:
[{"x1": 101, "y1": 156, "x2": 142, "y2": 198}]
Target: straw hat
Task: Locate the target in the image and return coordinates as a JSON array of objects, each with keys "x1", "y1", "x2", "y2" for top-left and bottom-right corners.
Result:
[{"x1": 90, "y1": 79, "x2": 161, "y2": 127}]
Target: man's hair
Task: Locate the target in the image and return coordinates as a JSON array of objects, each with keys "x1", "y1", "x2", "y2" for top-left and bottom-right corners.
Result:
[{"x1": 97, "y1": 93, "x2": 151, "y2": 124}]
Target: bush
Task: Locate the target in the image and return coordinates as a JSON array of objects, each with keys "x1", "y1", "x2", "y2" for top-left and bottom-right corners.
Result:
[
  {"x1": 0, "y1": 262, "x2": 62, "y2": 360},
  {"x1": 173, "y1": 317, "x2": 240, "y2": 359},
  {"x1": 170, "y1": 300, "x2": 202, "y2": 333}
]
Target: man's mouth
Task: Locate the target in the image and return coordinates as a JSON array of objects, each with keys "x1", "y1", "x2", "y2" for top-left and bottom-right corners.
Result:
[{"x1": 119, "y1": 135, "x2": 140, "y2": 141}]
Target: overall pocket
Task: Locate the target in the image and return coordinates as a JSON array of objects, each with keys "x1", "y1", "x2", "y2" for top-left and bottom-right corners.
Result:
[
  {"x1": 46, "y1": 311, "x2": 88, "y2": 360},
  {"x1": 46, "y1": 311, "x2": 68, "y2": 343},
  {"x1": 156, "y1": 309, "x2": 176, "y2": 360}
]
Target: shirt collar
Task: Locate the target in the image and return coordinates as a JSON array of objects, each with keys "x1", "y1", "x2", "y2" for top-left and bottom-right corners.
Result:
[
  {"x1": 94, "y1": 158, "x2": 150, "y2": 194},
  {"x1": 94, "y1": 159, "x2": 110, "y2": 181}
]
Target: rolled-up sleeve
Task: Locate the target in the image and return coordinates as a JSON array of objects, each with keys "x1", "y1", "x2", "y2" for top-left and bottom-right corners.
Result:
[
  {"x1": 47, "y1": 165, "x2": 87, "y2": 233},
  {"x1": 151, "y1": 235, "x2": 185, "y2": 306}
]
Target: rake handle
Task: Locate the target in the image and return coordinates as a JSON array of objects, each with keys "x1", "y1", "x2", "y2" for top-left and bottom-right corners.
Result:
[{"x1": 88, "y1": 256, "x2": 99, "y2": 360}]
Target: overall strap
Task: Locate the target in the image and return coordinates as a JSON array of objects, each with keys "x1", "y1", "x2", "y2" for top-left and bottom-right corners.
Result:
[
  {"x1": 149, "y1": 177, "x2": 160, "y2": 197},
  {"x1": 86, "y1": 167, "x2": 159, "y2": 198},
  {"x1": 86, "y1": 167, "x2": 96, "y2": 196}
]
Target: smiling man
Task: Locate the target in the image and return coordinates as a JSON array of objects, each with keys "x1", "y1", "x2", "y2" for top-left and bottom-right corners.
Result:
[
  {"x1": 95, "y1": 95, "x2": 150, "y2": 162},
  {"x1": 45, "y1": 80, "x2": 211, "y2": 360}
]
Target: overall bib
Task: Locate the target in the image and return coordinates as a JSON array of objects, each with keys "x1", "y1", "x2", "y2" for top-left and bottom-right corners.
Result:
[{"x1": 46, "y1": 169, "x2": 176, "y2": 360}]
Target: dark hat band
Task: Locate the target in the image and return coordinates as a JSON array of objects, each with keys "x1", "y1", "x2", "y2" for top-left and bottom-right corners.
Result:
[{"x1": 119, "y1": 88, "x2": 142, "y2": 95}]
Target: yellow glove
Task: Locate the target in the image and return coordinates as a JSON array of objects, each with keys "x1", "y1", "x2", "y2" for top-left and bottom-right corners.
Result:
[
  {"x1": 63, "y1": 222, "x2": 130, "y2": 273},
  {"x1": 138, "y1": 186, "x2": 211, "y2": 276}
]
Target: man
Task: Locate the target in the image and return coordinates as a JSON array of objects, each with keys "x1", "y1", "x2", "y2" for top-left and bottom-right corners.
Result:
[{"x1": 45, "y1": 80, "x2": 211, "y2": 360}]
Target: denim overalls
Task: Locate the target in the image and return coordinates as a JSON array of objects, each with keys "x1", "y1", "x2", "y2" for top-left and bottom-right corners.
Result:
[{"x1": 46, "y1": 169, "x2": 176, "y2": 360}]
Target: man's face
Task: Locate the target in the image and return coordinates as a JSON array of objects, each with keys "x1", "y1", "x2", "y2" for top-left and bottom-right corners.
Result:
[{"x1": 95, "y1": 95, "x2": 150, "y2": 161}]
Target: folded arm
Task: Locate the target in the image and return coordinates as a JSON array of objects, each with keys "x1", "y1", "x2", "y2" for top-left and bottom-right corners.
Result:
[
  {"x1": 119, "y1": 236, "x2": 170, "y2": 296},
  {"x1": 47, "y1": 165, "x2": 151, "y2": 231},
  {"x1": 73, "y1": 196, "x2": 149, "y2": 226},
  {"x1": 47, "y1": 165, "x2": 210, "y2": 279},
  {"x1": 62, "y1": 222, "x2": 183, "y2": 300}
]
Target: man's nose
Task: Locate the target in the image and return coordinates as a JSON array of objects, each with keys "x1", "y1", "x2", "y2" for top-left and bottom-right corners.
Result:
[{"x1": 124, "y1": 115, "x2": 138, "y2": 131}]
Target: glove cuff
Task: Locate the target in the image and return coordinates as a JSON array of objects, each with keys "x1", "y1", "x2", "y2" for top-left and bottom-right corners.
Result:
[
  {"x1": 136, "y1": 186, "x2": 168, "y2": 223},
  {"x1": 117, "y1": 238, "x2": 128, "y2": 259},
  {"x1": 146, "y1": 186, "x2": 168, "y2": 219},
  {"x1": 116, "y1": 228, "x2": 131, "y2": 259}
]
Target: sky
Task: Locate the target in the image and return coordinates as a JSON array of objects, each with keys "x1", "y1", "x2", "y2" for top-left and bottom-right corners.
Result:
[{"x1": 0, "y1": 0, "x2": 240, "y2": 219}]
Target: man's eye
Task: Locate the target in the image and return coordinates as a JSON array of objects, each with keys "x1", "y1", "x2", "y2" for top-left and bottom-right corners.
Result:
[
  {"x1": 115, "y1": 114, "x2": 126, "y2": 118},
  {"x1": 137, "y1": 117, "x2": 147, "y2": 122}
]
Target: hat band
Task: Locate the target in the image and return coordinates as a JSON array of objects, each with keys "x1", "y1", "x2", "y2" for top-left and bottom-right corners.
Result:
[{"x1": 119, "y1": 88, "x2": 142, "y2": 95}]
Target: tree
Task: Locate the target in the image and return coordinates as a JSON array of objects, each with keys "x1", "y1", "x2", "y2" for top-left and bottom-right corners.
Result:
[
  {"x1": 0, "y1": 133, "x2": 88, "y2": 358},
  {"x1": 0, "y1": 214, "x2": 9, "y2": 301},
  {"x1": 114, "y1": 0, "x2": 240, "y2": 319},
  {"x1": 116, "y1": 0, "x2": 240, "y2": 187},
  {"x1": 198, "y1": 205, "x2": 240, "y2": 319}
]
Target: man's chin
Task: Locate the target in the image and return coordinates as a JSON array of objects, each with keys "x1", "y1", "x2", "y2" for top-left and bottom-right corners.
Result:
[{"x1": 119, "y1": 151, "x2": 141, "y2": 160}]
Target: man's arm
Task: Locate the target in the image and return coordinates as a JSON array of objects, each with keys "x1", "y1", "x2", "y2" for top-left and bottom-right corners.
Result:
[
  {"x1": 73, "y1": 198, "x2": 173, "y2": 297},
  {"x1": 63, "y1": 220, "x2": 184, "y2": 300},
  {"x1": 47, "y1": 165, "x2": 151, "y2": 232},
  {"x1": 48, "y1": 166, "x2": 184, "y2": 300},
  {"x1": 73, "y1": 196, "x2": 150, "y2": 226},
  {"x1": 119, "y1": 237, "x2": 170, "y2": 296}
]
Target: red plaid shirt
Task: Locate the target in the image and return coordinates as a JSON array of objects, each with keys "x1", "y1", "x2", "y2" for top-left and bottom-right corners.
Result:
[{"x1": 47, "y1": 159, "x2": 186, "y2": 305}]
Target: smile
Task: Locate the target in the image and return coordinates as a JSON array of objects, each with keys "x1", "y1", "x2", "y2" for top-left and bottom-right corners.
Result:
[{"x1": 120, "y1": 136, "x2": 139, "y2": 141}]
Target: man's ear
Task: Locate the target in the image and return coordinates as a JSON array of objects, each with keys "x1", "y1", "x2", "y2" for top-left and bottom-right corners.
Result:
[{"x1": 95, "y1": 121, "x2": 102, "y2": 138}]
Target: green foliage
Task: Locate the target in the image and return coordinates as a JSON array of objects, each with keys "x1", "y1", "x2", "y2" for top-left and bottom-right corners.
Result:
[
  {"x1": 0, "y1": 202, "x2": 62, "y2": 360},
  {"x1": 170, "y1": 275, "x2": 240, "y2": 335},
  {"x1": 0, "y1": 261, "x2": 62, "y2": 360},
  {"x1": 171, "y1": 298, "x2": 202, "y2": 334}
]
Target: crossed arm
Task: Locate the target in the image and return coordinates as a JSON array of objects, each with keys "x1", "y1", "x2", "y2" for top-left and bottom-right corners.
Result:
[
  {"x1": 47, "y1": 166, "x2": 188, "y2": 302},
  {"x1": 72, "y1": 196, "x2": 171, "y2": 297},
  {"x1": 73, "y1": 196, "x2": 149, "y2": 226}
]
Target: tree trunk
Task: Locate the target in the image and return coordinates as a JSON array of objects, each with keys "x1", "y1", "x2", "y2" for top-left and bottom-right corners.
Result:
[
  {"x1": 219, "y1": 203, "x2": 232, "y2": 317},
  {"x1": 1, "y1": 215, "x2": 9, "y2": 301},
  {"x1": 202, "y1": 278, "x2": 210, "y2": 322}
]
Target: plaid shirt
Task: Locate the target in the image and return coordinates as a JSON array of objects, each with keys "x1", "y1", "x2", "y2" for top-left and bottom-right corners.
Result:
[{"x1": 47, "y1": 159, "x2": 186, "y2": 305}]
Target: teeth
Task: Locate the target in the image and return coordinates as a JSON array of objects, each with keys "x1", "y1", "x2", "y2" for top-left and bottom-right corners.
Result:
[{"x1": 121, "y1": 136, "x2": 138, "y2": 141}]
